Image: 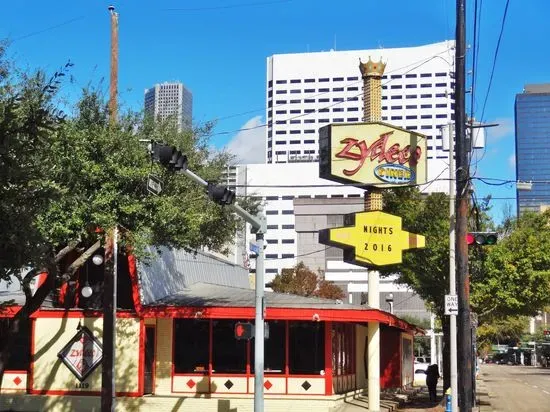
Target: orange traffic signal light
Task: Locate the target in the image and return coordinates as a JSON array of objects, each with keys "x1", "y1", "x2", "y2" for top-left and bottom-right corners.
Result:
[{"x1": 234, "y1": 322, "x2": 254, "y2": 340}]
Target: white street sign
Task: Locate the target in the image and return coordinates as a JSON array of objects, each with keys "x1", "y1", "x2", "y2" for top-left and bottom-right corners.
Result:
[
  {"x1": 445, "y1": 294, "x2": 458, "y2": 315},
  {"x1": 147, "y1": 174, "x2": 163, "y2": 195}
]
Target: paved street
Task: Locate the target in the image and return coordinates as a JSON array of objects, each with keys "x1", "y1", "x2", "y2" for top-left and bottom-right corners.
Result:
[{"x1": 481, "y1": 364, "x2": 550, "y2": 411}]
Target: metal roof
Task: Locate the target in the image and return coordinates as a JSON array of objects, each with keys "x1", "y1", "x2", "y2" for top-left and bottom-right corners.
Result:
[
  {"x1": 149, "y1": 282, "x2": 370, "y2": 310},
  {"x1": 137, "y1": 246, "x2": 251, "y2": 305}
]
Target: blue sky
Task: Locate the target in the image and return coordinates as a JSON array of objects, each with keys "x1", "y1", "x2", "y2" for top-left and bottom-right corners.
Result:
[{"x1": 2, "y1": 0, "x2": 549, "y2": 223}]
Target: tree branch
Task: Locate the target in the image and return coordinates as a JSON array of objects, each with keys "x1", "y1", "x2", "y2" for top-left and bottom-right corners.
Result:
[
  {"x1": 54, "y1": 241, "x2": 79, "y2": 263},
  {"x1": 61, "y1": 240, "x2": 101, "y2": 282}
]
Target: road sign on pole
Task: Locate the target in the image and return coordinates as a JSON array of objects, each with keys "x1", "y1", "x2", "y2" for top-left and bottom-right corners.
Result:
[
  {"x1": 147, "y1": 174, "x2": 162, "y2": 195},
  {"x1": 445, "y1": 294, "x2": 458, "y2": 315}
]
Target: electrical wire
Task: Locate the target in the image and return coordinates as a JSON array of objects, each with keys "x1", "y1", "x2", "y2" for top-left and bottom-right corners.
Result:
[
  {"x1": 208, "y1": 48, "x2": 455, "y2": 137},
  {"x1": 12, "y1": 15, "x2": 86, "y2": 42},
  {"x1": 163, "y1": 0, "x2": 292, "y2": 12},
  {"x1": 478, "y1": 0, "x2": 510, "y2": 125}
]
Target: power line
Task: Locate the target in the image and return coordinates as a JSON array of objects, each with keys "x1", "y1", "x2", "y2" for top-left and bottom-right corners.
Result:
[
  {"x1": 479, "y1": 0, "x2": 510, "y2": 124},
  {"x1": 208, "y1": 49, "x2": 455, "y2": 137},
  {"x1": 163, "y1": 0, "x2": 292, "y2": 12},
  {"x1": 12, "y1": 15, "x2": 86, "y2": 42}
]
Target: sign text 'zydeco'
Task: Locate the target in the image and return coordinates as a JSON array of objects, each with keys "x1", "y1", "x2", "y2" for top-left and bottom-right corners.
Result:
[
  {"x1": 57, "y1": 326, "x2": 103, "y2": 382},
  {"x1": 319, "y1": 211, "x2": 425, "y2": 267},
  {"x1": 319, "y1": 122, "x2": 427, "y2": 187}
]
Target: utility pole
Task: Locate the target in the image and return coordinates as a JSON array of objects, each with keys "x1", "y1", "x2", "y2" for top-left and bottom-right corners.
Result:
[
  {"x1": 455, "y1": 0, "x2": 473, "y2": 410},
  {"x1": 102, "y1": 6, "x2": 118, "y2": 412}
]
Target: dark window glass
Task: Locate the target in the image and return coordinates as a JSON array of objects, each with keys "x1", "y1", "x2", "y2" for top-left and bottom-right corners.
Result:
[
  {"x1": 319, "y1": 119, "x2": 329, "y2": 123},
  {"x1": 382, "y1": 106, "x2": 388, "y2": 110},
  {"x1": 290, "y1": 89, "x2": 300, "y2": 94},
  {"x1": 266, "y1": 268, "x2": 278, "y2": 274},
  {"x1": 390, "y1": 85, "x2": 402, "y2": 89},
  {"x1": 435, "y1": 72, "x2": 446, "y2": 77},
  {"x1": 405, "y1": 74, "x2": 417, "y2": 78},
  {"x1": 268, "y1": 80, "x2": 273, "y2": 87},
  {"x1": 391, "y1": 105, "x2": 402, "y2": 110},
  {"x1": 290, "y1": 140, "x2": 300, "y2": 144},
  {"x1": 406, "y1": 115, "x2": 417, "y2": 119},
  {"x1": 276, "y1": 90, "x2": 287, "y2": 94},
  {"x1": 319, "y1": 78, "x2": 329, "y2": 82},
  {"x1": 420, "y1": 73, "x2": 432, "y2": 78},
  {"x1": 333, "y1": 77, "x2": 344, "y2": 81},
  {"x1": 435, "y1": 93, "x2": 446, "y2": 98},
  {"x1": 174, "y1": 319, "x2": 209, "y2": 373},
  {"x1": 421, "y1": 83, "x2": 431, "y2": 88},
  {"x1": 421, "y1": 114, "x2": 431, "y2": 119},
  {"x1": 305, "y1": 89, "x2": 315, "y2": 93},
  {"x1": 276, "y1": 110, "x2": 287, "y2": 114},
  {"x1": 289, "y1": 130, "x2": 300, "y2": 134},
  {"x1": 304, "y1": 119, "x2": 315, "y2": 123},
  {"x1": 319, "y1": 98, "x2": 329, "y2": 103},
  {"x1": 290, "y1": 120, "x2": 300, "y2": 124},
  {"x1": 406, "y1": 84, "x2": 417, "y2": 89},
  {"x1": 333, "y1": 118, "x2": 344, "y2": 122},
  {"x1": 282, "y1": 224, "x2": 295, "y2": 229},
  {"x1": 251, "y1": 321, "x2": 285, "y2": 373},
  {"x1": 212, "y1": 320, "x2": 246, "y2": 373},
  {"x1": 436, "y1": 103, "x2": 447, "y2": 108},
  {"x1": 304, "y1": 109, "x2": 315, "y2": 113},
  {"x1": 276, "y1": 80, "x2": 287, "y2": 84},
  {"x1": 347, "y1": 107, "x2": 359, "y2": 111},
  {"x1": 289, "y1": 322, "x2": 324, "y2": 374},
  {"x1": 275, "y1": 100, "x2": 287, "y2": 104},
  {"x1": 290, "y1": 79, "x2": 301, "y2": 83},
  {"x1": 333, "y1": 87, "x2": 344, "y2": 92},
  {"x1": 347, "y1": 97, "x2": 359, "y2": 101},
  {"x1": 391, "y1": 74, "x2": 402, "y2": 79},
  {"x1": 391, "y1": 95, "x2": 402, "y2": 100},
  {"x1": 304, "y1": 78, "x2": 315, "y2": 83},
  {"x1": 406, "y1": 95, "x2": 417, "y2": 99},
  {"x1": 267, "y1": 224, "x2": 278, "y2": 229},
  {"x1": 347, "y1": 117, "x2": 359, "y2": 122},
  {"x1": 319, "y1": 88, "x2": 329, "y2": 92},
  {"x1": 347, "y1": 87, "x2": 359, "y2": 91},
  {"x1": 391, "y1": 116, "x2": 402, "y2": 120},
  {"x1": 282, "y1": 239, "x2": 295, "y2": 244},
  {"x1": 435, "y1": 83, "x2": 446, "y2": 87},
  {"x1": 290, "y1": 99, "x2": 300, "y2": 103},
  {"x1": 275, "y1": 140, "x2": 287, "y2": 144},
  {"x1": 266, "y1": 196, "x2": 278, "y2": 200},
  {"x1": 275, "y1": 131, "x2": 286, "y2": 135},
  {"x1": 333, "y1": 98, "x2": 344, "y2": 102},
  {"x1": 281, "y1": 253, "x2": 295, "y2": 258},
  {"x1": 421, "y1": 125, "x2": 432, "y2": 130},
  {"x1": 406, "y1": 105, "x2": 417, "y2": 109},
  {"x1": 421, "y1": 104, "x2": 432, "y2": 109},
  {"x1": 290, "y1": 109, "x2": 301, "y2": 114},
  {"x1": 319, "y1": 108, "x2": 329, "y2": 112},
  {"x1": 276, "y1": 120, "x2": 286, "y2": 125},
  {"x1": 305, "y1": 129, "x2": 315, "y2": 134},
  {"x1": 266, "y1": 239, "x2": 278, "y2": 244},
  {"x1": 304, "y1": 139, "x2": 315, "y2": 144},
  {"x1": 266, "y1": 210, "x2": 278, "y2": 215},
  {"x1": 436, "y1": 114, "x2": 447, "y2": 118},
  {"x1": 347, "y1": 76, "x2": 359, "y2": 81},
  {"x1": 333, "y1": 107, "x2": 344, "y2": 112},
  {"x1": 282, "y1": 210, "x2": 294, "y2": 215},
  {"x1": 282, "y1": 195, "x2": 294, "y2": 200},
  {"x1": 266, "y1": 254, "x2": 278, "y2": 259}
]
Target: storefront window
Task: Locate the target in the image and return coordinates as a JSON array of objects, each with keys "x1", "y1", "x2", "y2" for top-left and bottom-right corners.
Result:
[
  {"x1": 0, "y1": 319, "x2": 30, "y2": 370},
  {"x1": 289, "y1": 321, "x2": 324, "y2": 374},
  {"x1": 173, "y1": 319, "x2": 209, "y2": 373},
  {"x1": 251, "y1": 320, "x2": 285, "y2": 373},
  {"x1": 212, "y1": 320, "x2": 246, "y2": 373}
]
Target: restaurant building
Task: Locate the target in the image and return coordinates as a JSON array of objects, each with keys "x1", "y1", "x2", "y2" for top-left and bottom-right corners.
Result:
[{"x1": 0, "y1": 247, "x2": 419, "y2": 411}]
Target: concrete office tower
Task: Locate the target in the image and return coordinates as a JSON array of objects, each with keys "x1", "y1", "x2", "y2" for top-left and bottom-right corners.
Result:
[
  {"x1": 515, "y1": 84, "x2": 550, "y2": 215},
  {"x1": 144, "y1": 82, "x2": 193, "y2": 130},
  {"x1": 265, "y1": 41, "x2": 456, "y2": 190}
]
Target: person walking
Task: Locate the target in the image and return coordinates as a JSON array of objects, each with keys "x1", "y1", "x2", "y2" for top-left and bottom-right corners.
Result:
[{"x1": 426, "y1": 364, "x2": 440, "y2": 402}]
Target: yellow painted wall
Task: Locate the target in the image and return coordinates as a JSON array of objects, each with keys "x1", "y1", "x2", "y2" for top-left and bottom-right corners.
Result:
[
  {"x1": 355, "y1": 324, "x2": 368, "y2": 389},
  {"x1": 154, "y1": 317, "x2": 173, "y2": 395},
  {"x1": 0, "y1": 393, "x2": 342, "y2": 412},
  {"x1": 32, "y1": 316, "x2": 140, "y2": 394}
]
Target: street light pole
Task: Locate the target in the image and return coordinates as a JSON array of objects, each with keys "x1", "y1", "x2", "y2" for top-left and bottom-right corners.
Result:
[{"x1": 179, "y1": 168, "x2": 267, "y2": 412}]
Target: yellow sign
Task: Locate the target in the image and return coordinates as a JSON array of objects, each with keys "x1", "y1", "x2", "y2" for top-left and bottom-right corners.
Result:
[
  {"x1": 319, "y1": 122, "x2": 427, "y2": 187},
  {"x1": 318, "y1": 211, "x2": 425, "y2": 267}
]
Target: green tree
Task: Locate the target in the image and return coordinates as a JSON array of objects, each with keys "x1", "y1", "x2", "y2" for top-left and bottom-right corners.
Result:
[
  {"x1": 0, "y1": 53, "x2": 249, "y2": 387},
  {"x1": 270, "y1": 262, "x2": 345, "y2": 300},
  {"x1": 471, "y1": 210, "x2": 550, "y2": 321}
]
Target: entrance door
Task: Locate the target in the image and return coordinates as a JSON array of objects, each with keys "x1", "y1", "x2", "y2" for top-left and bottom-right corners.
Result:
[{"x1": 144, "y1": 326, "x2": 155, "y2": 395}]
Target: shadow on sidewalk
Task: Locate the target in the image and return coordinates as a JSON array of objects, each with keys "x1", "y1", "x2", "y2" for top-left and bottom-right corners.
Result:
[{"x1": 397, "y1": 387, "x2": 445, "y2": 411}]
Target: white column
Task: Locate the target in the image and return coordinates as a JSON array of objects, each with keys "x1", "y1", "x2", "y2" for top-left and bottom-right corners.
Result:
[
  {"x1": 430, "y1": 313, "x2": 436, "y2": 363},
  {"x1": 368, "y1": 270, "x2": 380, "y2": 412}
]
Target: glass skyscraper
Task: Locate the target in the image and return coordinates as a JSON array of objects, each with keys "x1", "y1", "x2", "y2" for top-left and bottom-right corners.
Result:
[{"x1": 515, "y1": 84, "x2": 550, "y2": 215}]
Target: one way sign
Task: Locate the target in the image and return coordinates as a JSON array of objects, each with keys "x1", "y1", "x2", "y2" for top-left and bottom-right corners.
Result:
[{"x1": 445, "y1": 294, "x2": 458, "y2": 315}]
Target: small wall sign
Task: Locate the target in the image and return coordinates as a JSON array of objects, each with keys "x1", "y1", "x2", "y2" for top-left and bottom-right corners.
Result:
[{"x1": 58, "y1": 326, "x2": 103, "y2": 382}]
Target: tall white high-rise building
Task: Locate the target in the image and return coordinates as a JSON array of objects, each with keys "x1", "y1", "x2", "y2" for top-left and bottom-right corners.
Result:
[
  {"x1": 265, "y1": 41, "x2": 455, "y2": 178},
  {"x1": 226, "y1": 41, "x2": 475, "y2": 283},
  {"x1": 144, "y1": 82, "x2": 193, "y2": 130}
]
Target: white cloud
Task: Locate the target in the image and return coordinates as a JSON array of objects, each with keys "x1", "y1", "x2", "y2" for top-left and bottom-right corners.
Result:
[
  {"x1": 487, "y1": 117, "x2": 514, "y2": 142},
  {"x1": 225, "y1": 116, "x2": 266, "y2": 164},
  {"x1": 508, "y1": 154, "x2": 516, "y2": 169}
]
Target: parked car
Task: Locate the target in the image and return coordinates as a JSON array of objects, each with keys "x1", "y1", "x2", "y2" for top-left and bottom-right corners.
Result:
[{"x1": 415, "y1": 356, "x2": 431, "y2": 364}]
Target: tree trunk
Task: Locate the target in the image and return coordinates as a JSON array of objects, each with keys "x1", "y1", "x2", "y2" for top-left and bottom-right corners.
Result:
[{"x1": 0, "y1": 272, "x2": 55, "y2": 392}]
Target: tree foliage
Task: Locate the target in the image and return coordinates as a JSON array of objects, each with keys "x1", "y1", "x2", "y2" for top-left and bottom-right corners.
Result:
[
  {"x1": 471, "y1": 210, "x2": 550, "y2": 321},
  {"x1": 270, "y1": 262, "x2": 345, "y2": 300}
]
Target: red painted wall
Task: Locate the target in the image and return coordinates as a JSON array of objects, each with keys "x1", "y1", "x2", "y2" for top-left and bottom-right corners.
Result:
[{"x1": 380, "y1": 326, "x2": 402, "y2": 388}]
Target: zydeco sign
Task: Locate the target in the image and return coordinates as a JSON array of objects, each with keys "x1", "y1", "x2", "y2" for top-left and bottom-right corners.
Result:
[{"x1": 319, "y1": 122, "x2": 427, "y2": 187}]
